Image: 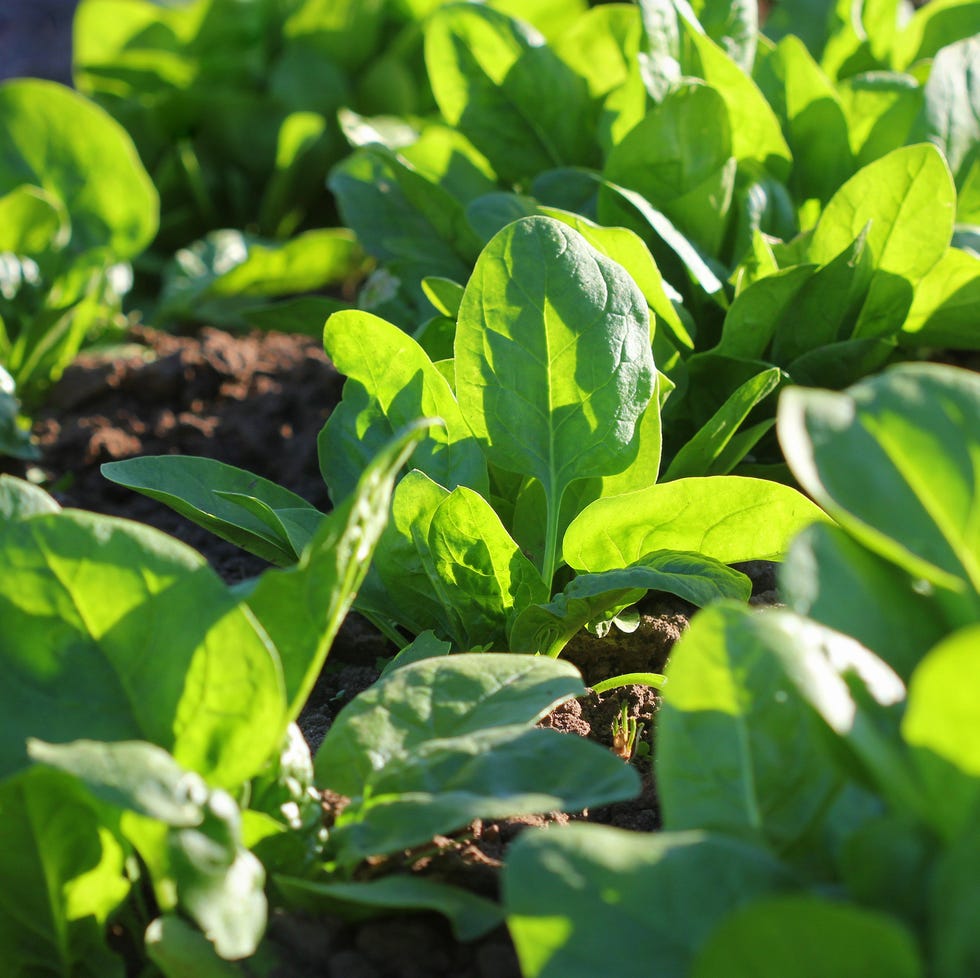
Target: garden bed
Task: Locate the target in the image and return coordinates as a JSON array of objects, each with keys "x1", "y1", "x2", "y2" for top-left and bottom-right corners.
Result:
[{"x1": 1, "y1": 322, "x2": 700, "y2": 977}]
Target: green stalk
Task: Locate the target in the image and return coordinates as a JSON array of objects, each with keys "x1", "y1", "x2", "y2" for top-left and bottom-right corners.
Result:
[
  {"x1": 540, "y1": 484, "x2": 565, "y2": 592},
  {"x1": 591, "y1": 672, "x2": 667, "y2": 695}
]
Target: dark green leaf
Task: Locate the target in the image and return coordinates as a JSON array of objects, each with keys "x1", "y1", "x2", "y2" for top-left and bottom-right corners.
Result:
[
  {"x1": 101, "y1": 455, "x2": 323, "y2": 566},
  {"x1": 504, "y1": 825, "x2": 792, "y2": 978},
  {"x1": 691, "y1": 896, "x2": 924, "y2": 977}
]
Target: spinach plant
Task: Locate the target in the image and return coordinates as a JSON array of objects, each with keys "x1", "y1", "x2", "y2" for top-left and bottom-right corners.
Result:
[
  {"x1": 502, "y1": 361, "x2": 980, "y2": 978},
  {"x1": 0, "y1": 79, "x2": 158, "y2": 410},
  {"x1": 71, "y1": 0, "x2": 588, "y2": 258},
  {"x1": 330, "y1": 0, "x2": 980, "y2": 472},
  {"x1": 105, "y1": 216, "x2": 824, "y2": 679},
  {"x1": 0, "y1": 423, "x2": 637, "y2": 975}
]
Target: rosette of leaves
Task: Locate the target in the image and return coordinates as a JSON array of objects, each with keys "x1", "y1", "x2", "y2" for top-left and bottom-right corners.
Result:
[
  {"x1": 105, "y1": 216, "x2": 825, "y2": 680},
  {"x1": 0, "y1": 79, "x2": 158, "y2": 410},
  {"x1": 502, "y1": 362, "x2": 980, "y2": 978}
]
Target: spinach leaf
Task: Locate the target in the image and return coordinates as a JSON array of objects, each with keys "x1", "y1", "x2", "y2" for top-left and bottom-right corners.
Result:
[
  {"x1": 777, "y1": 362, "x2": 980, "y2": 599},
  {"x1": 243, "y1": 420, "x2": 436, "y2": 718},
  {"x1": 691, "y1": 896, "x2": 924, "y2": 977},
  {"x1": 455, "y1": 215, "x2": 655, "y2": 585},
  {"x1": 563, "y1": 476, "x2": 828, "y2": 571},
  {"x1": 505, "y1": 826, "x2": 791, "y2": 978},
  {"x1": 425, "y1": 4, "x2": 597, "y2": 184},
  {"x1": 319, "y1": 309, "x2": 488, "y2": 501},
  {"x1": 313, "y1": 654, "x2": 639, "y2": 865},
  {"x1": 101, "y1": 455, "x2": 325, "y2": 566},
  {"x1": 0, "y1": 510, "x2": 286, "y2": 788}
]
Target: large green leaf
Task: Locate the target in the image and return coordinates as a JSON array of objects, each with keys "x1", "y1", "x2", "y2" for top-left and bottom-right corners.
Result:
[
  {"x1": 601, "y1": 82, "x2": 734, "y2": 254},
  {"x1": 563, "y1": 476, "x2": 827, "y2": 571},
  {"x1": 836, "y1": 72, "x2": 923, "y2": 168},
  {"x1": 28, "y1": 739, "x2": 266, "y2": 960},
  {"x1": 319, "y1": 309, "x2": 488, "y2": 502},
  {"x1": 752, "y1": 610, "x2": 927, "y2": 827},
  {"x1": 777, "y1": 363, "x2": 980, "y2": 599},
  {"x1": 315, "y1": 654, "x2": 637, "y2": 865},
  {"x1": 807, "y1": 144, "x2": 954, "y2": 284},
  {"x1": 658, "y1": 603, "x2": 844, "y2": 854},
  {"x1": 369, "y1": 469, "x2": 455, "y2": 640},
  {"x1": 325, "y1": 725, "x2": 639, "y2": 865},
  {"x1": 0, "y1": 767, "x2": 129, "y2": 978},
  {"x1": 504, "y1": 825, "x2": 791, "y2": 978},
  {"x1": 314, "y1": 653, "x2": 585, "y2": 796},
  {"x1": 455, "y1": 215, "x2": 655, "y2": 584},
  {"x1": 0, "y1": 79, "x2": 157, "y2": 258},
  {"x1": 553, "y1": 4, "x2": 643, "y2": 99},
  {"x1": 156, "y1": 228, "x2": 361, "y2": 329},
  {"x1": 680, "y1": 22, "x2": 792, "y2": 181},
  {"x1": 755, "y1": 35, "x2": 854, "y2": 204},
  {"x1": 0, "y1": 474, "x2": 59, "y2": 521},
  {"x1": 274, "y1": 875, "x2": 502, "y2": 941},
  {"x1": 691, "y1": 896, "x2": 924, "y2": 977},
  {"x1": 901, "y1": 247, "x2": 980, "y2": 349},
  {"x1": 914, "y1": 36, "x2": 980, "y2": 197},
  {"x1": 425, "y1": 4, "x2": 596, "y2": 184},
  {"x1": 0, "y1": 511, "x2": 286, "y2": 787}
]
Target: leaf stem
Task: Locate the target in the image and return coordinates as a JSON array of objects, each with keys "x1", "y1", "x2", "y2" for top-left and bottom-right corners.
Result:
[{"x1": 541, "y1": 485, "x2": 564, "y2": 592}]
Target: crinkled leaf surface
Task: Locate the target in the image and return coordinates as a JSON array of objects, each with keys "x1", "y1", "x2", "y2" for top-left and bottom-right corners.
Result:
[
  {"x1": 455, "y1": 215, "x2": 654, "y2": 581},
  {"x1": 326, "y1": 726, "x2": 639, "y2": 864},
  {"x1": 456, "y1": 215, "x2": 654, "y2": 489},
  {"x1": 315, "y1": 653, "x2": 584, "y2": 795}
]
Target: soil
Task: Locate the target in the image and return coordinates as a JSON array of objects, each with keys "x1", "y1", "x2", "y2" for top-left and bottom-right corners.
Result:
[{"x1": 4, "y1": 323, "x2": 770, "y2": 977}]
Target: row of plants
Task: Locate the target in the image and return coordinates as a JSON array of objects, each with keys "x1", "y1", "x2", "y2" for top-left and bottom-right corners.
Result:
[
  {"x1": 0, "y1": 0, "x2": 978, "y2": 974},
  {"x1": 3, "y1": 0, "x2": 979, "y2": 450},
  {"x1": 4, "y1": 360, "x2": 977, "y2": 976}
]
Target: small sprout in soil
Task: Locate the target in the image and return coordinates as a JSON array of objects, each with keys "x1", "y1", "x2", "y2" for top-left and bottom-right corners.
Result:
[{"x1": 611, "y1": 703, "x2": 646, "y2": 762}]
